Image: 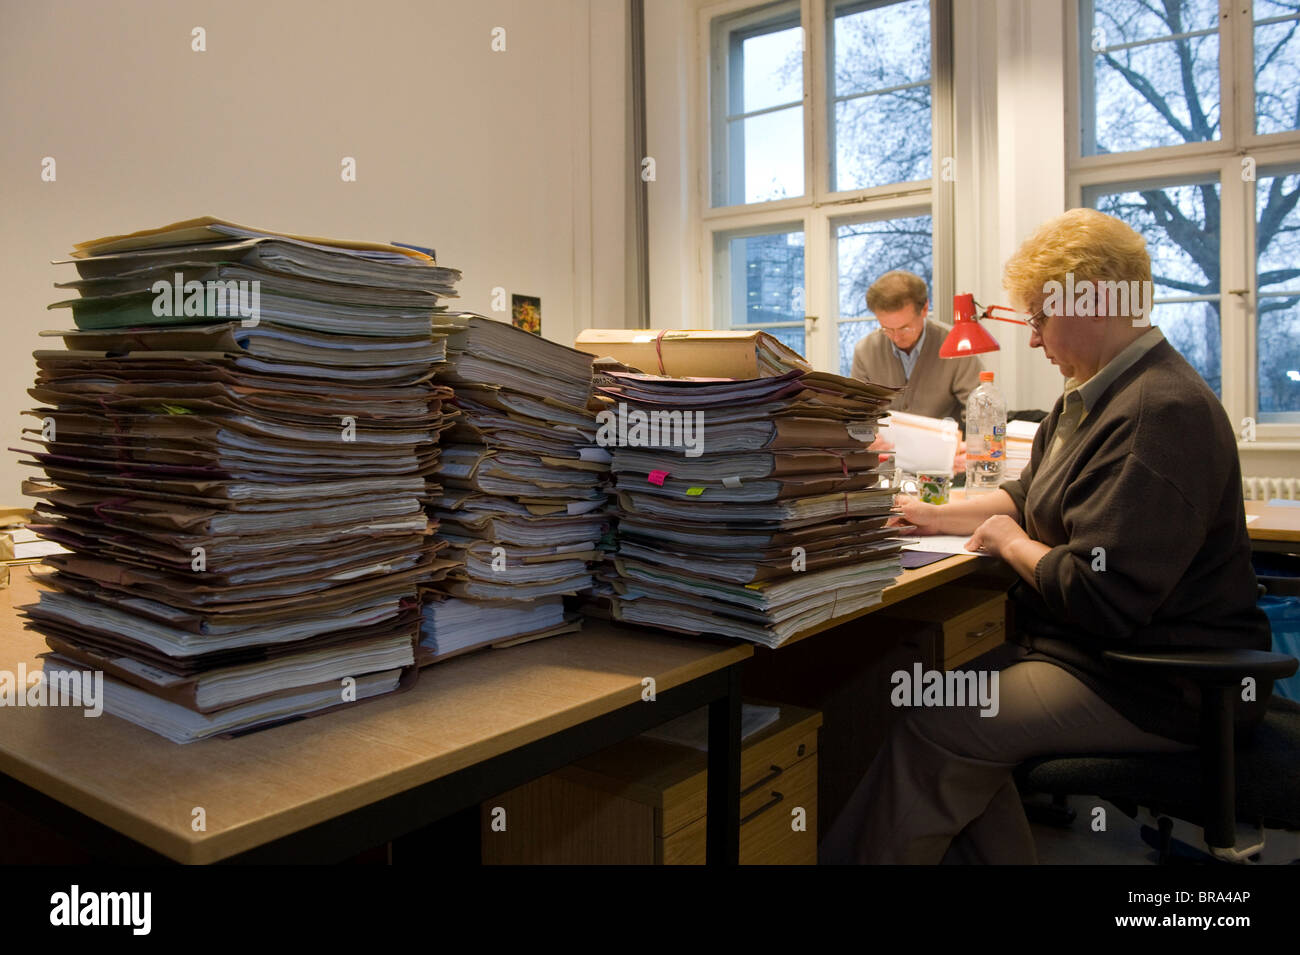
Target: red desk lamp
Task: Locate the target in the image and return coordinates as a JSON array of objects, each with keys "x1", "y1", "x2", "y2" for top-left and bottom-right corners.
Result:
[{"x1": 939, "y1": 292, "x2": 1029, "y2": 358}]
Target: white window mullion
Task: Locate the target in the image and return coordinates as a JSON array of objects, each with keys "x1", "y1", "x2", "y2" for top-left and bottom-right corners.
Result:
[
  {"x1": 806, "y1": 0, "x2": 828, "y2": 368},
  {"x1": 1234, "y1": 0, "x2": 1254, "y2": 146},
  {"x1": 1220, "y1": 152, "x2": 1252, "y2": 430},
  {"x1": 1220, "y1": 0, "x2": 1240, "y2": 152},
  {"x1": 931, "y1": 0, "x2": 954, "y2": 334},
  {"x1": 806, "y1": 205, "x2": 833, "y2": 369}
]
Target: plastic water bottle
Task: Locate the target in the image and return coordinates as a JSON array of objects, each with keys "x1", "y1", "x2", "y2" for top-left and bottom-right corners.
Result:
[{"x1": 966, "y1": 371, "x2": 1006, "y2": 491}]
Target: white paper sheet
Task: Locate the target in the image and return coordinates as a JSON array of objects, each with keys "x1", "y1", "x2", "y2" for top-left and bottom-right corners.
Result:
[{"x1": 901, "y1": 534, "x2": 992, "y2": 557}]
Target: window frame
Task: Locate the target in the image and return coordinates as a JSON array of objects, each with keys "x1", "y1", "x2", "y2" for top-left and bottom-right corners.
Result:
[
  {"x1": 699, "y1": 0, "x2": 955, "y2": 374},
  {"x1": 1066, "y1": 0, "x2": 1300, "y2": 443}
]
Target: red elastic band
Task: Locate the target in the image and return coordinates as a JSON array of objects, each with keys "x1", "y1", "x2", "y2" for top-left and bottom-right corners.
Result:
[{"x1": 654, "y1": 329, "x2": 669, "y2": 376}]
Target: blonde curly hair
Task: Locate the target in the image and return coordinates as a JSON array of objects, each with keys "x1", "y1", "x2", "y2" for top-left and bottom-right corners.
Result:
[{"x1": 1003, "y1": 208, "x2": 1152, "y2": 315}]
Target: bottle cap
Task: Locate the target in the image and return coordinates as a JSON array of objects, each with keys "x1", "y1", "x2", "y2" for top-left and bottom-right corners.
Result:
[{"x1": 980, "y1": 371, "x2": 994, "y2": 382}]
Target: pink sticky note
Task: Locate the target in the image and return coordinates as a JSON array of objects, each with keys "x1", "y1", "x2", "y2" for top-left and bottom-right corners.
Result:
[{"x1": 648, "y1": 470, "x2": 670, "y2": 486}]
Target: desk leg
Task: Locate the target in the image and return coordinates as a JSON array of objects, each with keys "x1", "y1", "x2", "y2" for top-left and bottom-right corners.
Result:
[{"x1": 706, "y1": 664, "x2": 742, "y2": 865}]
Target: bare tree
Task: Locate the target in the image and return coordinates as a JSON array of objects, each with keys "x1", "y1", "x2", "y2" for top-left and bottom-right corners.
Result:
[{"x1": 1092, "y1": 0, "x2": 1300, "y2": 407}]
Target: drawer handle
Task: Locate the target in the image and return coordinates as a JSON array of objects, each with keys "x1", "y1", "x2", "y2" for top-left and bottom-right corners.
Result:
[
  {"x1": 740, "y1": 790, "x2": 785, "y2": 825},
  {"x1": 965, "y1": 621, "x2": 1000, "y2": 640},
  {"x1": 740, "y1": 764, "x2": 784, "y2": 797}
]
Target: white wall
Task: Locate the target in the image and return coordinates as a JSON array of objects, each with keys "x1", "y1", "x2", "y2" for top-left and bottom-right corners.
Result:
[
  {"x1": 645, "y1": 0, "x2": 701, "y2": 330},
  {"x1": 956, "y1": 0, "x2": 1069, "y2": 415},
  {"x1": 0, "y1": 0, "x2": 633, "y2": 499}
]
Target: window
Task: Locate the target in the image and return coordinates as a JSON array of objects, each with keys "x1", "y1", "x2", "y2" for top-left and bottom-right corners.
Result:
[
  {"x1": 710, "y1": 1, "x2": 805, "y2": 206},
  {"x1": 829, "y1": 0, "x2": 933, "y2": 191},
  {"x1": 1084, "y1": 178, "x2": 1222, "y2": 395},
  {"x1": 834, "y1": 212, "x2": 933, "y2": 374},
  {"x1": 1255, "y1": 1, "x2": 1300, "y2": 136},
  {"x1": 704, "y1": 0, "x2": 953, "y2": 374},
  {"x1": 1081, "y1": 0, "x2": 1221, "y2": 155},
  {"x1": 1069, "y1": 0, "x2": 1300, "y2": 435},
  {"x1": 714, "y1": 226, "x2": 808, "y2": 354},
  {"x1": 1256, "y1": 166, "x2": 1300, "y2": 419}
]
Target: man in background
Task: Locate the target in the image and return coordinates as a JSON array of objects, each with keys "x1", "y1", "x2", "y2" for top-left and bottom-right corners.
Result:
[{"x1": 851, "y1": 270, "x2": 982, "y2": 422}]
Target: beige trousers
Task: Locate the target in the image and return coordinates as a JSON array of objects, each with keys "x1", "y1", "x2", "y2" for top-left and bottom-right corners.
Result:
[{"x1": 819, "y1": 661, "x2": 1197, "y2": 864}]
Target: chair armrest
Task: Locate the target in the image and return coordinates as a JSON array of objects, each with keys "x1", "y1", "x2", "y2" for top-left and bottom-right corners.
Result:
[
  {"x1": 1101, "y1": 648, "x2": 1298, "y2": 686},
  {"x1": 1259, "y1": 575, "x2": 1300, "y2": 598}
]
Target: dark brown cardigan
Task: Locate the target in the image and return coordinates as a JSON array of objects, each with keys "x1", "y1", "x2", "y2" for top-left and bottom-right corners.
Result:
[{"x1": 999, "y1": 338, "x2": 1271, "y2": 745}]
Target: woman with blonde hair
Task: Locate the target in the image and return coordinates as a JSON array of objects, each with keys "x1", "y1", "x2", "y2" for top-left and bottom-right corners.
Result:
[{"x1": 821, "y1": 208, "x2": 1270, "y2": 864}]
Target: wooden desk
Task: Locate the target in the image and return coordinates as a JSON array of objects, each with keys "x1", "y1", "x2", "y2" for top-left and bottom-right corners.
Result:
[
  {"x1": 0, "y1": 568, "x2": 751, "y2": 864},
  {"x1": 1246, "y1": 500, "x2": 1300, "y2": 552}
]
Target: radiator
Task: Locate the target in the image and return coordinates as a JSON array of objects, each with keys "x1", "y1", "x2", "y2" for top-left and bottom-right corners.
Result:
[{"x1": 1242, "y1": 476, "x2": 1300, "y2": 501}]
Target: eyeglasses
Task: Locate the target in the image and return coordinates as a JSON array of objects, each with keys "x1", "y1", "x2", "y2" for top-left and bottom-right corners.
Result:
[
  {"x1": 879, "y1": 318, "x2": 924, "y2": 338},
  {"x1": 1026, "y1": 307, "x2": 1049, "y2": 334}
]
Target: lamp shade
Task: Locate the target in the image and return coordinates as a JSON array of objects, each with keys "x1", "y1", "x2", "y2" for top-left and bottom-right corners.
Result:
[{"x1": 940, "y1": 293, "x2": 1001, "y2": 358}]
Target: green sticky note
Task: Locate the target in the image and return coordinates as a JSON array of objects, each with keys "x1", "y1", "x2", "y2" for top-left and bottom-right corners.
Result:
[
  {"x1": 155, "y1": 403, "x2": 194, "y2": 415},
  {"x1": 685, "y1": 487, "x2": 705, "y2": 497}
]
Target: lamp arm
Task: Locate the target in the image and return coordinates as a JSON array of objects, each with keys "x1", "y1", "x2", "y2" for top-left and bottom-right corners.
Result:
[{"x1": 980, "y1": 304, "x2": 1029, "y2": 327}]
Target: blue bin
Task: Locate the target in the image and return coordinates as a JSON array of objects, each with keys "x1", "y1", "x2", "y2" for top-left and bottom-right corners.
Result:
[{"x1": 1260, "y1": 595, "x2": 1300, "y2": 701}]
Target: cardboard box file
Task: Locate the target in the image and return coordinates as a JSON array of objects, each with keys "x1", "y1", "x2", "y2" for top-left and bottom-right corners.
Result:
[{"x1": 574, "y1": 328, "x2": 812, "y2": 379}]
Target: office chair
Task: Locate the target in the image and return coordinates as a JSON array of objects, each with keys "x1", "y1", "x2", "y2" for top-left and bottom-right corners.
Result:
[{"x1": 1015, "y1": 646, "x2": 1300, "y2": 864}]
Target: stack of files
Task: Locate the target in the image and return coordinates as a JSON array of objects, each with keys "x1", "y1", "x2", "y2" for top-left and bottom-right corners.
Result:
[
  {"x1": 597, "y1": 369, "x2": 904, "y2": 647},
  {"x1": 16, "y1": 218, "x2": 460, "y2": 742},
  {"x1": 1004, "y1": 419, "x2": 1040, "y2": 481},
  {"x1": 424, "y1": 313, "x2": 605, "y2": 655},
  {"x1": 574, "y1": 327, "x2": 812, "y2": 378},
  {"x1": 418, "y1": 596, "x2": 580, "y2": 662}
]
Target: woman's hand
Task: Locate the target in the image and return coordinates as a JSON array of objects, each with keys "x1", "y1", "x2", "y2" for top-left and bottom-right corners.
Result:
[
  {"x1": 966, "y1": 515, "x2": 1052, "y2": 588},
  {"x1": 891, "y1": 493, "x2": 945, "y2": 535},
  {"x1": 965, "y1": 515, "x2": 1028, "y2": 559}
]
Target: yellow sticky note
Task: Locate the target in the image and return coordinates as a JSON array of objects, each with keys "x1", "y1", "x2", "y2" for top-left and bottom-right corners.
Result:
[{"x1": 685, "y1": 487, "x2": 705, "y2": 496}]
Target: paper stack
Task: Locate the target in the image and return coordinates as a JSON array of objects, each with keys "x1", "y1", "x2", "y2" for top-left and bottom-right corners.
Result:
[
  {"x1": 1004, "y1": 419, "x2": 1039, "y2": 481},
  {"x1": 423, "y1": 313, "x2": 606, "y2": 658},
  {"x1": 574, "y1": 328, "x2": 812, "y2": 379},
  {"x1": 16, "y1": 218, "x2": 459, "y2": 743},
  {"x1": 597, "y1": 369, "x2": 903, "y2": 647}
]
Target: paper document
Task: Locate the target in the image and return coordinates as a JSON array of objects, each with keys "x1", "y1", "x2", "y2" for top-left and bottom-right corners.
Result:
[
  {"x1": 901, "y1": 534, "x2": 992, "y2": 557},
  {"x1": 879, "y1": 411, "x2": 959, "y2": 474}
]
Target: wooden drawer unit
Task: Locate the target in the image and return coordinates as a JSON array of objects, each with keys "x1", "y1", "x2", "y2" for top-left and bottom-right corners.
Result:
[
  {"x1": 879, "y1": 585, "x2": 1008, "y2": 669},
  {"x1": 482, "y1": 703, "x2": 822, "y2": 865}
]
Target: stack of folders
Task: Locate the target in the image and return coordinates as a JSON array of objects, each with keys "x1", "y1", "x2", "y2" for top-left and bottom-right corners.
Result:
[
  {"x1": 597, "y1": 369, "x2": 904, "y2": 648},
  {"x1": 423, "y1": 313, "x2": 608, "y2": 659},
  {"x1": 1004, "y1": 419, "x2": 1040, "y2": 481},
  {"x1": 16, "y1": 218, "x2": 460, "y2": 743}
]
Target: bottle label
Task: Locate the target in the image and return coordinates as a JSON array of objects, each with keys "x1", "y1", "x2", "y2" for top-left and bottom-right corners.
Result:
[{"x1": 969, "y1": 423, "x2": 1005, "y2": 461}]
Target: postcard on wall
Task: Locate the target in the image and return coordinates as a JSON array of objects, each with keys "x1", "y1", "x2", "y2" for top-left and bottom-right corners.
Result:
[{"x1": 512, "y1": 294, "x2": 541, "y2": 336}]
